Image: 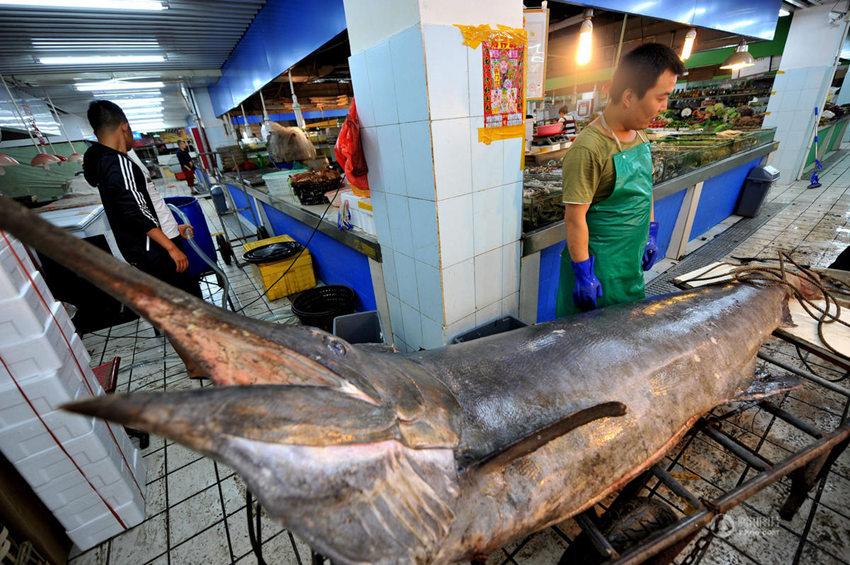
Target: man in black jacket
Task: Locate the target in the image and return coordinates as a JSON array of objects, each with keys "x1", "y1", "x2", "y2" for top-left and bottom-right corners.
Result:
[
  {"x1": 175, "y1": 140, "x2": 197, "y2": 194},
  {"x1": 83, "y1": 100, "x2": 205, "y2": 378}
]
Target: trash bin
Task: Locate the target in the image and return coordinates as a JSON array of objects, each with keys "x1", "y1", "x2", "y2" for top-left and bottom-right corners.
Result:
[
  {"x1": 333, "y1": 310, "x2": 383, "y2": 344},
  {"x1": 210, "y1": 184, "x2": 229, "y2": 215},
  {"x1": 451, "y1": 316, "x2": 527, "y2": 344},
  {"x1": 735, "y1": 165, "x2": 780, "y2": 218},
  {"x1": 164, "y1": 196, "x2": 217, "y2": 277}
]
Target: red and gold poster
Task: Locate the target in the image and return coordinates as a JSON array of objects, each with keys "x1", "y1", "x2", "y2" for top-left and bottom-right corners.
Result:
[
  {"x1": 455, "y1": 24, "x2": 527, "y2": 154},
  {"x1": 483, "y1": 40, "x2": 525, "y2": 128}
]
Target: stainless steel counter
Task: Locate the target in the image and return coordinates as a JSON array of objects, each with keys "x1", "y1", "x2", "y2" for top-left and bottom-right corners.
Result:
[{"x1": 222, "y1": 176, "x2": 382, "y2": 262}]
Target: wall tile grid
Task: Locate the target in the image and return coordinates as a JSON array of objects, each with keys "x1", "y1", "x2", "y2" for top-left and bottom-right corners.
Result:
[
  {"x1": 351, "y1": 23, "x2": 524, "y2": 348},
  {"x1": 765, "y1": 65, "x2": 834, "y2": 182},
  {"x1": 0, "y1": 233, "x2": 146, "y2": 550}
]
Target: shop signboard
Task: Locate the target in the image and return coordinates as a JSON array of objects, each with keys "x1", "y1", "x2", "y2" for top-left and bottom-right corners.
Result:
[{"x1": 524, "y1": 8, "x2": 549, "y2": 101}]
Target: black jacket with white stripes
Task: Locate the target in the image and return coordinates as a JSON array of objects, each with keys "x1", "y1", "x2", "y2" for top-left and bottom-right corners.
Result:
[{"x1": 83, "y1": 142, "x2": 160, "y2": 263}]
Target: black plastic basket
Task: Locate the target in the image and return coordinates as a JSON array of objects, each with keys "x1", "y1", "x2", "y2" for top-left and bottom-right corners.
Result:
[{"x1": 291, "y1": 285, "x2": 356, "y2": 332}]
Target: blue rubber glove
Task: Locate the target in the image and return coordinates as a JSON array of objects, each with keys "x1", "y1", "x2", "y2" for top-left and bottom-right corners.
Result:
[
  {"x1": 642, "y1": 221, "x2": 660, "y2": 271},
  {"x1": 571, "y1": 256, "x2": 603, "y2": 311}
]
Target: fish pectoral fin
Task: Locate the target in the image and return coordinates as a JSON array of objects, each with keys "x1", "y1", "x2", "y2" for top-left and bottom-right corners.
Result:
[
  {"x1": 735, "y1": 372, "x2": 804, "y2": 402},
  {"x1": 462, "y1": 401, "x2": 628, "y2": 473}
]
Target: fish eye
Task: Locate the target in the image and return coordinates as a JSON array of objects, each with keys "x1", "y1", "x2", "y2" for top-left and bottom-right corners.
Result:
[{"x1": 325, "y1": 337, "x2": 347, "y2": 356}]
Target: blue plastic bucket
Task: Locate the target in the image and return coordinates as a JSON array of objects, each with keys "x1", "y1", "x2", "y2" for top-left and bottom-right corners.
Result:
[{"x1": 164, "y1": 196, "x2": 216, "y2": 277}]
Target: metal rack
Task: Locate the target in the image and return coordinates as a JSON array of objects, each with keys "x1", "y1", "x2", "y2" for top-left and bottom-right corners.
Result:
[{"x1": 195, "y1": 149, "x2": 267, "y2": 268}]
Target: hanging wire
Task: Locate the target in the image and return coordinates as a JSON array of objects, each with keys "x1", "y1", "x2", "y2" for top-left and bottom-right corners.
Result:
[{"x1": 680, "y1": 251, "x2": 849, "y2": 360}]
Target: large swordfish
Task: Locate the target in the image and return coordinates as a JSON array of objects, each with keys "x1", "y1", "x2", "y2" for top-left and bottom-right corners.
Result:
[{"x1": 0, "y1": 199, "x2": 801, "y2": 563}]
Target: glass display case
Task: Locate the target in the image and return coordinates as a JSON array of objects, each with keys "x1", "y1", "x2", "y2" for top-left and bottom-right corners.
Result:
[{"x1": 522, "y1": 128, "x2": 776, "y2": 233}]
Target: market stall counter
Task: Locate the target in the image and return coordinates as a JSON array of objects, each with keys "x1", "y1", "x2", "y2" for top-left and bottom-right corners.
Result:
[
  {"x1": 520, "y1": 129, "x2": 779, "y2": 324},
  {"x1": 222, "y1": 175, "x2": 383, "y2": 317}
]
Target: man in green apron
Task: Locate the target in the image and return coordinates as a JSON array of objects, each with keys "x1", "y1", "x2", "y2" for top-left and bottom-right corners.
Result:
[{"x1": 557, "y1": 44, "x2": 685, "y2": 317}]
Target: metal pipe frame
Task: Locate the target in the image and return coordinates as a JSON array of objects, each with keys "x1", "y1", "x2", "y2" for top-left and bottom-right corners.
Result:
[{"x1": 609, "y1": 423, "x2": 850, "y2": 565}]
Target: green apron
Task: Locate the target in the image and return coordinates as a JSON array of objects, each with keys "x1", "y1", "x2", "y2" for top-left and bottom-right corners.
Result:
[{"x1": 556, "y1": 118, "x2": 653, "y2": 317}]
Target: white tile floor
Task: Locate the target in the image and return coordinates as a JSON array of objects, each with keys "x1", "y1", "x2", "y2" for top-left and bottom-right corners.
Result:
[{"x1": 64, "y1": 152, "x2": 850, "y2": 565}]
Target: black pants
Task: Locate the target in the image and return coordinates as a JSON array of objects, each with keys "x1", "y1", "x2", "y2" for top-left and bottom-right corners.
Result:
[{"x1": 130, "y1": 237, "x2": 202, "y2": 298}]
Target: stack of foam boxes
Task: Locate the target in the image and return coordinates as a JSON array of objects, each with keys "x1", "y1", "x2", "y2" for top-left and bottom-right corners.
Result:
[{"x1": 0, "y1": 231, "x2": 146, "y2": 550}]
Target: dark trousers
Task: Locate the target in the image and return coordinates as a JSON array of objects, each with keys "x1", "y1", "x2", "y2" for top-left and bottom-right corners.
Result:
[
  {"x1": 130, "y1": 237, "x2": 202, "y2": 298},
  {"x1": 183, "y1": 167, "x2": 195, "y2": 188}
]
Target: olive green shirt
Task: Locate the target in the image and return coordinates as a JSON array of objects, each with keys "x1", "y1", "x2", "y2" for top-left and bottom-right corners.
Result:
[{"x1": 561, "y1": 125, "x2": 648, "y2": 205}]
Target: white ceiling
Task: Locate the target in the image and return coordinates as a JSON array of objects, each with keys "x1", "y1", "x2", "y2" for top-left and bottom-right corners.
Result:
[{"x1": 0, "y1": 0, "x2": 267, "y2": 130}]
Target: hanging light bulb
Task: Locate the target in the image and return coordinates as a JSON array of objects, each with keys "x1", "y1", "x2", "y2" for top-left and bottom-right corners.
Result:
[
  {"x1": 720, "y1": 42, "x2": 755, "y2": 70},
  {"x1": 681, "y1": 28, "x2": 697, "y2": 60},
  {"x1": 577, "y1": 9, "x2": 593, "y2": 66}
]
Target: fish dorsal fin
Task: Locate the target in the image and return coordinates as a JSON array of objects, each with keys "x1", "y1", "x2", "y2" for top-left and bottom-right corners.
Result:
[
  {"x1": 461, "y1": 401, "x2": 627, "y2": 473},
  {"x1": 735, "y1": 372, "x2": 803, "y2": 402}
]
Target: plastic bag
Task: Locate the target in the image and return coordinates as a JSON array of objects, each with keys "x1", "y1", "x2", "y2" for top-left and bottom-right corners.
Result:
[{"x1": 334, "y1": 98, "x2": 370, "y2": 192}]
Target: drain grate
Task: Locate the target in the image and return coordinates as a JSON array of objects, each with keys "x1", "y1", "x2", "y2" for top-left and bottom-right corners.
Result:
[{"x1": 646, "y1": 201, "x2": 789, "y2": 296}]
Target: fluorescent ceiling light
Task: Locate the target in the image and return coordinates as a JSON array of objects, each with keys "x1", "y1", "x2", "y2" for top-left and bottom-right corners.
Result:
[
  {"x1": 681, "y1": 28, "x2": 697, "y2": 60},
  {"x1": 107, "y1": 97, "x2": 165, "y2": 107},
  {"x1": 94, "y1": 91, "x2": 163, "y2": 98},
  {"x1": 128, "y1": 115, "x2": 165, "y2": 123},
  {"x1": 779, "y1": 8, "x2": 790, "y2": 16},
  {"x1": 0, "y1": 0, "x2": 165, "y2": 10},
  {"x1": 33, "y1": 40, "x2": 159, "y2": 49},
  {"x1": 132, "y1": 124, "x2": 167, "y2": 132},
  {"x1": 124, "y1": 108, "x2": 164, "y2": 116},
  {"x1": 75, "y1": 80, "x2": 164, "y2": 91},
  {"x1": 577, "y1": 10, "x2": 593, "y2": 66},
  {"x1": 40, "y1": 55, "x2": 165, "y2": 65}
]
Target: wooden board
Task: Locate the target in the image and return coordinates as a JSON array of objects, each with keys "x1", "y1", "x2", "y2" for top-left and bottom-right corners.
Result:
[
  {"x1": 778, "y1": 299, "x2": 850, "y2": 363},
  {"x1": 674, "y1": 262, "x2": 850, "y2": 368}
]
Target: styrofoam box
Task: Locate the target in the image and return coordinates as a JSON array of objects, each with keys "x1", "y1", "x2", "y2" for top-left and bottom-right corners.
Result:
[
  {"x1": 69, "y1": 333, "x2": 101, "y2": 397},
  {"x1": 13, "y1": 416, "x2": 144, "y2": 491},
  {"x1": 0, "y1": 402, "x2": 95, "y2": 462},
  {"x1": 52, "y1": 489, "x2": 116, "y2": 531},
  {"x1": 0, "y1": 271, "x2": 57, "y2": 342},
  {"x1": 22, "y1": 424, "x2": 145, "y2": 508},
  {"x1": 0, "y1": 346, "x2": 93, "y2": 429},
  {"x1": 66, "y1": 498, "x2": 146, "y2": 551},
  {"x1": 130, "y1": 443, "x2": 147, "y2": 487},
  {"x1": 0, "y1": 234, "x2": 36, "y2": 296},
  {"x1": 0, "y1": 306, "x2": 83, "y2": 379},
  {"x1": 340, "y1": 192, "x2": 375, "y2": 234}
]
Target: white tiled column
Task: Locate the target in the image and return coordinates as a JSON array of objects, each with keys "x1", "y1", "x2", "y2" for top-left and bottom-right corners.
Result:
[
  {"x1": 344, "y1": 0, "x2": 523, "y2": 350},
  {"x1": 763, "y1": 5, "x2": 849, "y2": 182}
]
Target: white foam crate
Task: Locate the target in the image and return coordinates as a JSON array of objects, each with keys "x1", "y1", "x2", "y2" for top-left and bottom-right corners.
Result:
[
  {"x1": 130, "y1": 443, "x2": 147, "y2": 487},
  {"x1": 13, "y1": 416, "x2": 142, "y2": 491},
  {"x1": 0, "y1": 407, "x2": 95, "y2": 463},
  {"x1": 69, "y1": 333, "x2": 101, "y2": 397},
  {"x1": 28, "y1": 435, "x2": 145, "y2": 511},
  {"x1": 340, "y1": 192, "x2": 375, "y2": 234},
  {"x1": 0, "y1": 234, "x2": 36, "y2": 296},
  {"x1": 52, "y1": 489, "x2": 116, "y2": 531},
  {"x1": 66, "y1": 498, "x2": 146, "y2": 551},
  {"x1": 0, "y1": 347, "x2": 92, "y2": 428},
  {"x1": 66, "y1": 512, "x2": 124, "y2": 551},
  {"x1": 0, "y1": 308, "x2": 84, "y2": 379},
  {"x1": 0, "y1": 271, "x2": 58, "y2": 342}
]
